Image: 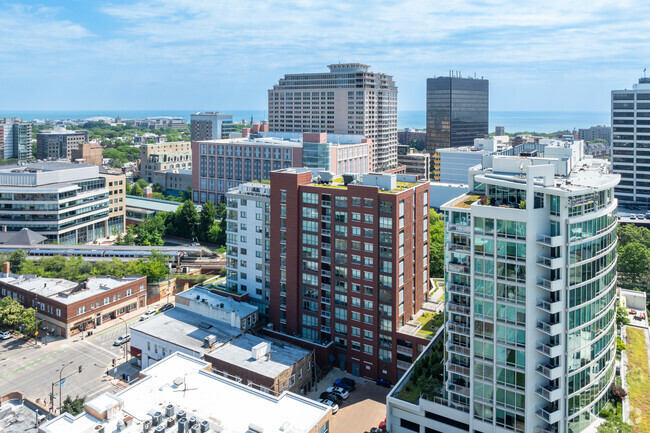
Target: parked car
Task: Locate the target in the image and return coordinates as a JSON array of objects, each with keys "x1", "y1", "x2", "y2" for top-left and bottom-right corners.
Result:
[
  {"x1": 318, "y1": 399, "x2": 339, "y2": 414},
  {"x1": 376, "y1": 378, "x2": 391, "y2": 387},
  {"x1": 0, "y1": 330, "x2": 11, "y2": 340},
  {"x1": 158, "y1": 303, "x2": 174, "y2": 313},
  {"x1": 319, "y1": 392, "x2": 342, "y2": 405},
  {"x1": 113, "y1": 334, "x2": 130, "y2": 346},
  {"x1": 139, "y1": 310, "x2": 157, "y2": 321},
  {"x1": 334, "y1": 377, "x2": 356, "y2": 391},
  {"x1": 630, "y1": 214, "x2": 637, "y2": 220},
  {"x1": 639, "y1": 214, "x2": 646, "y2": 220},
  {"x1": 326, "y1": 386, "x2": 349, "y2": 400}
]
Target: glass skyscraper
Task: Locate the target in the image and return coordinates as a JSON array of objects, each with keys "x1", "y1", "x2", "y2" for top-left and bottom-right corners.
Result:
[{"x1": 426, "y1": 76, "x2": 489, "y2": 169}]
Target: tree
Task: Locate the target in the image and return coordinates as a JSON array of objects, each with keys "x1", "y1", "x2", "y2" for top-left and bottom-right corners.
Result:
[
  {"x1": 618, "y1": 224, "x2": 650, "y2": 249},
  {"x1": 199, "y1": 201, "x2": 218, "y2": 237},
  {"x1": 618, "y1": 242, "x2": 650, "y2": 279},
  {"x1": 0, "y1": 297, "x2": 25, "y2": 329},
  {"x1": 429, "y1": 209, "x2": 444, "y2": 278},
  {"x1": 176, "y1": 200, "x2": 200, "y2": 239},
  {"x1": 135, "y1": 179, "x2": 149, "y2": 189},
  {"x1": 7, "y1": 249, "x2": 27, "y2": 273},
  {"x1": 61, "y1": 396, "x2": 85, "y2": 416},
  {"x1": 131, "y1": 184, "x2": 143, "y2": 197},
  {"x1": 597, "y1": 419, "x2": 632, "y2": 433},
  {"x1": 616, "y1": 305, "x2": 631, "y2": 327},
  {"x1": 20, "y1": 307, "x2": 39, "y2": 336}
]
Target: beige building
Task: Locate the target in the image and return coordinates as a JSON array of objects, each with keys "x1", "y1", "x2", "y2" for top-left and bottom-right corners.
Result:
[
  {"x1": 268, "y1": 63, "x2": 398, "y2": 171},
  {"x1": 138, "y1": 141, "x2": 192, "y2": 183},
  {"x1": 397, "y1": 145, "x2": 430, "y2": 180},
  {"x1": 71, "y1": 142, "x2": 103, "y2": 166},
  {"x1": 101, "y1": 172, "x2": 126, "y2": 235}
]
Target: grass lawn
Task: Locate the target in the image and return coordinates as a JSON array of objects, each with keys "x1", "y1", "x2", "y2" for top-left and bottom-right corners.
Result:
[
  {"x1": 415, "y1": 312, "x2": 441, "y2": 338},
  {"x1": 626, "y1": 327, "x2": 650, "y2": 432}
]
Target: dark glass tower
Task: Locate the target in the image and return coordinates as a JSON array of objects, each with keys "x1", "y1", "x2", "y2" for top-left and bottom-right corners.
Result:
[{"x1": 426, "y1": 76, "x2": 489, "y2": 162}]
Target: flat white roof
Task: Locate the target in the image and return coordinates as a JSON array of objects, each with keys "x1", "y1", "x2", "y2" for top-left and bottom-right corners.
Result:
[
  {"x1": 178, "y1": 287, "x2": 258, "y2": 317},
  {"x1": 40, "y1": 352, "x2": 330, "y2": 433}
]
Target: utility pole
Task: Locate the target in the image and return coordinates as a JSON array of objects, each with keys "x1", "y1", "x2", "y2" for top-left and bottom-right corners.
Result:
[{"x1": 57, "y1": 361, "x2": 74, "y2": 413}]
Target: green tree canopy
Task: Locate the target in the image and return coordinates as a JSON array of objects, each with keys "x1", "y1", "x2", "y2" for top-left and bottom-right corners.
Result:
[
  {"x1": 131, "y1": 184, "x2": 143, "y2": 197},
  {"x1": 199, "y1": 201, "x2": 218, "y2": 235},
  {"x1": 618, "y1": 242, "x2": 650, "y2": 278},
  {"x1": 61, "y1": 396, "x2": 85, "y2": 416},
  {"x1": 429, "y1": 209, "x2": 444, "y2": 278}
]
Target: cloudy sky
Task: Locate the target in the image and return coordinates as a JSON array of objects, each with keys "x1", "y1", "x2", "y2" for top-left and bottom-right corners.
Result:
[{"x1": 0, "y1": 0, "x2": 646, "y2": 112}]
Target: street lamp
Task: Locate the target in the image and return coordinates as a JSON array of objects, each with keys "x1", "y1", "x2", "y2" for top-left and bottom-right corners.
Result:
[
  {"x1": 117, "y1": 317, "x2": 129, "y2": 362},
  {"x1": 57, "y1": 361, "x2": 74, "y2": 413}
]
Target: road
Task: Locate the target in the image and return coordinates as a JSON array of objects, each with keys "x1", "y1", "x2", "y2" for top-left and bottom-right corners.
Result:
[{"x1": 0, "y1": 318, "x2": 140, "y2": 413}]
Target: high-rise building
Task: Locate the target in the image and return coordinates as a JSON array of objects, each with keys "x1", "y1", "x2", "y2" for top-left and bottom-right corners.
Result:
[
  {"x1": 36, "y1": 129, "x2": 89, "y2": 160},
  {"x1": 387, "y1": 139, "x2": 619, "y2": 433},
  {"x1": 425, "y1": 76, "x2": 489, "y2": 159},
  {"x1": 578, "y1": 125, "x2": 611, "y2": 144},
  {"x1": 269, "y1": 169, "x2": 430, "y2": 383},
  {"x1": 611, "y1": 78, "x2": 650, "y2": 206},
  {"x1": 190, "y1": 112, "x2": 235, "y2": 141},
  {"x1": 0, "y1": 118, "x2": 32, "y2": 160},
  {"x1": 268, "y1": 63, "x2": 398, "y2": 171},
  {"x1": 225, "y1": 182, "x2": 271, "y2": 317}
]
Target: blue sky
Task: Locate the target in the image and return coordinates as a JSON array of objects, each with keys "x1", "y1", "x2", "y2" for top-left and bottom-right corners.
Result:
[{"x1": 0, "y1": 0, "x2": 647, "y2": 112}]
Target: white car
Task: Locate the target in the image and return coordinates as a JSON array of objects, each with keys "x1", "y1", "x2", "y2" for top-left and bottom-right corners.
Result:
[
  {"x1": 318, "y1": 398, "x2": 339, "y2": 414},
  {"x1": 113, "y1": 334, "x2": 130, "y2": 346},
  {"x1": 326, "y1": 386, "x2": 349, "y2": 400},
  {"x1": 0, "y1": 330, "x2": 11, "y2": 340},
  {"x1": 630, "y1": 214, "x2": 637, "y2": 219},
  {"x1": 139, "y1": 310, "x2": 157, "y2": 321}
]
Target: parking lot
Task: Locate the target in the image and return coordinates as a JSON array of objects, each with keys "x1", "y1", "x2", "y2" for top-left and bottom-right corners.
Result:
[{"x1": 307, "y1": 369, "x2": 389, "y2": 433}]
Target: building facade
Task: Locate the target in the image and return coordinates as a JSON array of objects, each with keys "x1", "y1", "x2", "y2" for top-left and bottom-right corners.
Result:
[
  {"x1": 101, "y1": 172, "x2": 126, "y2": 235},
  {"x1": 138, "y1": 141, "x2": 192, "y2": 183},
  {"x1": 0, "y1": 118, "x2": 32, "y2": 160},
  {"x1": 398, "y1": 128, "x2": 426, "y2": 148},
  {"x1": 578, "y1": 125, "x2": 611, "y2": 144},
  {"x1": 150, "y1": 169, "x2": 192, "y2": 196},
  {"x1": 268, "y1": 63, "x2": 398, "y2": 171},
  {"x1": 225, "y1": 182, "x2": 271, "y2": 317},
  {"x1": 426, "y1": 76, "x2": 489, "y2": 159},
  {"x1": 269, "y1": 169, "x2": 430, "y2": 383},
  {"x1": 391, "y1": 140, "x2": 618, "y2": 433},
  {"x1": 36, "y1": 129, "x2": 88, "y2": 160},
  {"x1": 192, "y1": 133, "x2": 372, "y2": 204},
  {"x1": 397, "y1": 145, "x2": 430, "y2": 180},
  {"x1": 70, "y1": 142, "x2": 103, "y2": 166},
  {"x1": 0, "y1": 273, "x2": 147, "y2": 338},
  {"x1": 611, "y1": 78, "x2": 650, "y2": 206},
  {"x1": 0, "y1": 162, "x2": 111, "y2": 244},
  {"x1": 190, "y1": 112, "x2": 235, "y2": 141}
]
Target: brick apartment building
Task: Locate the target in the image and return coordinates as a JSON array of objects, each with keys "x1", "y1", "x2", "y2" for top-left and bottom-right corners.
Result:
[
  {"x1": 269, "y1": 169, "x2": 430, "y2": 384},
  {"x1": 36, "y1": 129, "x2": 89, "y2": 160},
  {"x1": 0, "y1": 272, "x2": 147, "y2": 338}
]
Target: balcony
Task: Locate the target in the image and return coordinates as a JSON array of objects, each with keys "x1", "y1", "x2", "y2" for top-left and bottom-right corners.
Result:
[
  {"x1": 322, "y1": 215, "x2": 331, "y2": 222},
  {"x1": 321, "y1": 283, "x2": 331, "y2": 291},
  {"x1": 535, "y1": 406, "x2": 562, "y2": 424},
  {"x1": 321, "y1": 326, "x2": 331, "y2": 334},
  {"x1": 536, "y1": 255, "x2": 563, "y2": 269},
  {"x1": 446, "y1": 341, "x2": 471, "y2": 356},
  {"x1": 448, "y1": 322, "x2": 471, "y2": 335},
  {"x1": 447, "y1": 263, "x2": 470, "y2": 274},
  {"x1": 447, "y1": 224, "x2": 471, "y2": 234},
  {"x1": 321, "y1": 311, "x2": 331, "y2": 319},
  {"x1": 447, "y1": 302, "x2": 471, "y2": 315},
  {"x1": 321, "y1": 243, "x2": 331, "y2": 250},
  {"x1": 321, "y1": 256, "x2": 331, "y2": 264},
  {"x1": 535, "y1": 425, "x2": 559, "y2": 433},
  {"x1": 536, "y1": 298, "x2": 563, "y2": 314},
  {"x1": 537, "y1": 319, "x2": 562, "y2": 336},
  {"x1": 321, "y1": 270, "x2": 331, "y2": 278},
  {"x1": 536, "y1": 278, "x2": 563, "y2": 292},
  {"x1": 536, "y1": 384, "x2": 562, "y2": 402},
  {"x1": 448, "y1": 244, "x2": 471, "y2": 254},
  {"x1": 321, "y1": 229, "x2": 331, "y2": 236},
  {"x1": 447, "y1": 382, "x2": 470, "y2": 397},
  {"x1": 321, "y1": 297, "x2": 331, "y2": 305},
  {"x1": 447, "y1": 283, "x2": 470, "y2": 295},
  {"x1": 446, "y1": 361, "x2": 470, "y2": 377},
  {"x1": 322, "y1": 200, "x2": 331, "y2": 207},
  {"x1": 396, "y1": 360, "x2": 412, "y2": 370},
  {"x1": 396, "y1": 346, "x2": 413, "y2": 356},
  {"x1": 536, "y1": 341, "x2": 563, "y2": 358},
  {"x1": 537, "y1": 234, "x2": 563, "y2": 247},
  {"x1": 536, "y1": 363, "x2": 562, "y2": 380}
]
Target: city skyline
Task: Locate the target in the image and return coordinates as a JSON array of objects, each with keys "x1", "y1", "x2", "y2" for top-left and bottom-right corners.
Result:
[{"x1": 0, "y1": 1, "x2": 648, "y2": 112}]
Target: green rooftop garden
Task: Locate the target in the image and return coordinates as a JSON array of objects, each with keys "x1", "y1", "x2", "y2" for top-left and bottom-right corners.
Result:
[{"x1": 395, "y1": 338, "x2": 444, "y2": 404}]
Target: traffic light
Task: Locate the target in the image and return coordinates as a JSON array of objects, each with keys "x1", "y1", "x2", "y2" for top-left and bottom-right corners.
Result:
[{"x1": 78, "y1": 365, "x2": 83, "y2": 374}]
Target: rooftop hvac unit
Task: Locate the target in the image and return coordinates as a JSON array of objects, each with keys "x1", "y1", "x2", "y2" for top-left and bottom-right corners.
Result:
[
  {"x1": 165, "y1": 405, "x2": 174, "y2": 417},
  {"x1": 153, "y1": 412, "x2": 162, "y2": 426},
  {"x1": 173, "y1": 377, "x2": 184, "y2": 387},
  {"x1": 189, "y1": 416, "x2": 197, "y2": 427},
  {"x1": 190, "y1": 424, "x2": 200, "y2": 433},
  {"x1": 248, "y1": 423, "x2": 264, "y2": 433},
  {"x1": 204, "y1": 335, "x2": 217, "y2": 347},
  {"x1": 95, "y1": 426, "x2": 105, "y2": 433},
  {"x1": 167, "y1": 417, "x2": 176, "y2": 428},
  {"x1": 155, "y1": 426, "x2": 165, "y2": 433},
  {"x1": 200, "y1": 421, "x2": 209, "y2": 432},
  {"x1": 177, "y1": 418, "x2": 189, "y2": 433},
  {"x1": 176, "y1": 410, "x2": 186, "y2": 420},
  {"x1": 143, "y1": 420, "x2": 151, "y2": 432}
]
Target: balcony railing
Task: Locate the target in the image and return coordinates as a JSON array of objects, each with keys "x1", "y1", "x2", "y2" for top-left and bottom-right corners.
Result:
[
  {"x1": 536, "y1": 384, "x2": 561, "y2": 402},
  {"x1": 447, "y1": 224, "x2": 471, "y2": 233},
  {"x1": 536, "y1": 298, "x2": 562, "y2": 314},
  {"x1": 396, "y1": 346, "x2": 413, "y2": 356},
  {"x1": 321, "y1": 229, "x2": 331, "y2": 236},
  {"x1": 396, "y1": 360, "x2": 412, "y2": 370},
  {"x1": 322, "y1": 200, "x2": 331, "y2": 207},
  {"x1": 446, "y1": 362, "x2": 470, "y2": 377},
  {"x1": 447, "y1": 302, "x2": 471, "y2": 315},
  {"x1": 321, "y1": 256, "x2": 331, "y2": 264},
  {"x1": 537, "y1": 234, "x2": 563, "y2": 247},
  {"x1": 535, "y1": 406, "x2": 562, "y2": 424},
  {"x1": 321, "y1": 311, "x2": 331, "y2": 318},
  {"x1": 537, "y1": 278, "x2": 563, "y2": 292},
  {"x1": 536, "y1": 342, "x2": 562, "y2": 358},
  {"x1": 447, "y1": 263, "x2": 470, "y2": 274},
  {"x1": 448, "y1": 244, "x2": 471, "y2": 253},
  {"x1": 536, "y1": 319, "x2": 562, "y2": 336},
  {"x1": 321, "y1": 243, "x2": 331, "y2": 250},
  {"x1": 536, "y1": 363, "x2": 562, "y2": 380},
  {"x1": 446, "y1": 342, "x2": 471, "y2": 356},
  {"x1": 447, "y1": 382, "x2": 470, "y2": 397},
  {"x1": 535, "y1": 425, "x2": 559, "y2": 433},
  {"x1": 536, "y1": 255, "x2": 562, "y2": 269},
  {"x1": 448, "y1": 323, "x2": 471, "y2": 335},
  {"x1": 447, "y1": 283, "x2": 470, "y2": 295}
]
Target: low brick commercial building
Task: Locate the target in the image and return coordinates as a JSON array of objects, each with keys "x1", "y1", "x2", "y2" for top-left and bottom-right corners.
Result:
[{"x1": 0, "y1": 271, "x2": 147, "y2": 338}]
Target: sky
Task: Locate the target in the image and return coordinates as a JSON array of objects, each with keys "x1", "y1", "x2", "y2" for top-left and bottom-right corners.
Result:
[{"x1": 0, "y1": 0, "x2": 647, "y2": 112}]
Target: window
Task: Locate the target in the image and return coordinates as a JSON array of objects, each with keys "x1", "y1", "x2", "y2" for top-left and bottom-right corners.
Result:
[
  {"x1": 379, "y1": 216, "x2": 392, "y2": 229},
  {"x1": 364, "y1": 300, "x2": 373, "y2": 310},
  {"x1": 351, "y1": 326, "x2": 361, "y2": 337},
  {"x1": 335, "y1": 196, "x2": 347, "y2": 207},
  {"x1": 77, "y1": 306, "x2": 86, "y2": 315},
  {"x1": 364, "y1": 330, "x2": 373, "y2": 340},
  {"x1": 364, "y1": 214, "x2": 374, "y2": 223},
  {"x1": 364, "y1": 314, "x2": 373, "y2": 324},
  {"x1": 363, "y1": 344, "x2": 373, "y2": 355},
  {"x1": 352, "y1": 212, "x2": 361, "y2": 222},
  {"x1": 302, "y1": 192, "x2": 317, "y2": 204}
]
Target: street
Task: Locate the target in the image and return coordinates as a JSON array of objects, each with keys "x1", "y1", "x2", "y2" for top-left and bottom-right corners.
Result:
[{"x1": 0, "y1": 316, "x2": 141, "y2": 413}]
